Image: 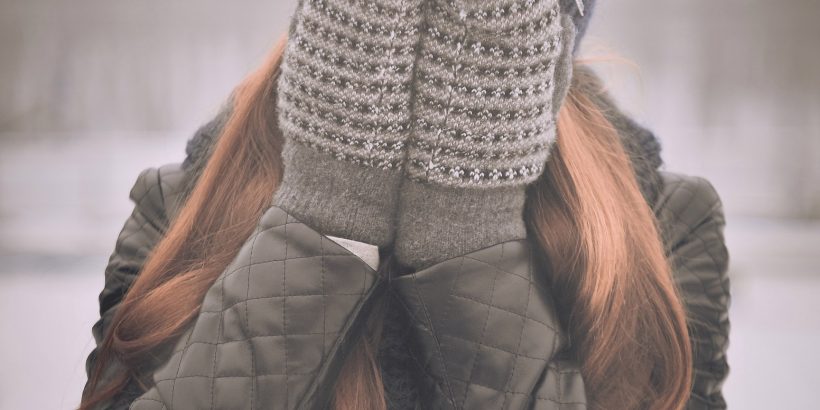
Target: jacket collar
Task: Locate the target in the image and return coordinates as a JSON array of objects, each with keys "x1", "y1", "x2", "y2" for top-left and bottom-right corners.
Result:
[{"x1": 180, "y1": 65, "x2": 664, "y2": 205}]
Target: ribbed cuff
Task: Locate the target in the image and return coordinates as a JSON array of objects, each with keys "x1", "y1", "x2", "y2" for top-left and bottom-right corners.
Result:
[
  {"x1": 272, "y1": 141, "x2": 403, "y2": 247},
  {"x1": 393, "y1": 179, "x2": 528, "y2": 270}
]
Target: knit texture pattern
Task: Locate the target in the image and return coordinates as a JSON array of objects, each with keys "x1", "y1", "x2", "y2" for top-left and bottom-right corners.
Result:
[
  {"x1": 276, "y1": 0, "x2": 575, "y2": 187},
  {"x1": 406, "y1": 0, "x2": 567, "y2": 187},
  {"x1": 393, "y1": 1, "x2": 578, "y2": 269},
  {"x1": 273, "y1": 0, "x2": 579, "y2": 258},
  {"x1": 277, "y1": 0, "x2": 423, "y2": 169},
  {"x1": 273, "y1": 0, "x2": 424, "y2": 246}
]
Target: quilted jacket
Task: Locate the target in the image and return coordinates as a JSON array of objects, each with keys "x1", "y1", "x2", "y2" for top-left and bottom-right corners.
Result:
[{"x1": 84, "y1": 70, "x2": 731, "y2": 410}]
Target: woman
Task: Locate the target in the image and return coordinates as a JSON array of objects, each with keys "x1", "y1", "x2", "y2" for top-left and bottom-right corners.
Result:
[{"x1": 81, "y1": 0, "x2": 730, "y2": 408}]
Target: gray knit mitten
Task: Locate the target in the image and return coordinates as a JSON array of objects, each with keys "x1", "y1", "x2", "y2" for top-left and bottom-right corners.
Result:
[
  {"x1": 273, "y1": 0, "x2": 423, "y2": 246},
  {"x1": 274, "y1": 0, "x2": 584, "y2": 268},
  {"x1": 393, "y1": 0, "x2": 580, "y2": 269}
]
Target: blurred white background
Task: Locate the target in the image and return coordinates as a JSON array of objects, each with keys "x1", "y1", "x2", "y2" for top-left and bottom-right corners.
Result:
[{"x1": 1, "y1": 0, "x2": 819, "y2": 408}]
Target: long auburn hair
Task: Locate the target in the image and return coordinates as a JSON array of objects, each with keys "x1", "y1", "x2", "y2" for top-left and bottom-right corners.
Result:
[{"x1": 81, "y1": 33, "x2": 692, "y2": 410}]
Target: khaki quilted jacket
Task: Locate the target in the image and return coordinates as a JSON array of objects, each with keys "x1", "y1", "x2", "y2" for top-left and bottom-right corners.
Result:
[{"x1": 84, "y1": 70, "x2": 730, "y2": 410}]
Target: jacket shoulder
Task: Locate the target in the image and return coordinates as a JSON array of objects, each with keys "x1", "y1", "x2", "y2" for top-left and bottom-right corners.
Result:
[
  {"x1": 128, "y1": 162, "x2": 189, "y2": 228},
  {"x1": 130, "y1": 205, "x2": 383, "y2": 409},
  {"x1": 83, "y1": 161, "x2": 191, "y2": 401},
  {"x1": 652, "y1": 171, "x2": 726, "y2": 251},
  {"x1": 652, "y1": 171, "x2": 731, "y2": 408},
  {"x1": 93, "y1": 162, "x2": 189, "y2": 328}
]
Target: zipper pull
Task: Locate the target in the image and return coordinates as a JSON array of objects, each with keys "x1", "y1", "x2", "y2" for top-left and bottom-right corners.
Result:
[{"x1": 574, "y1": 0, "x2": 585, "y2": 16}]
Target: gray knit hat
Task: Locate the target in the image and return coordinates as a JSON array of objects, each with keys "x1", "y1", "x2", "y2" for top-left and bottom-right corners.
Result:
[
  {"x1": 562, "y1": 0, "x2": 597, "y2": 53},
  {"x1": 274, "y1": 0, "x2": 596, "y2": 267}
]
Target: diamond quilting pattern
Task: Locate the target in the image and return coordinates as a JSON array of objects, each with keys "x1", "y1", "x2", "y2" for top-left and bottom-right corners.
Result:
[
  {"x1": 129, "y1": 206, "x2": 381, "y2": 410},
  {"x1": 99, "y1": 163, "x2": 729, "y2": 410},
  {"x1": 390, "y1": 240, "x2": 586, "y2": 409}
]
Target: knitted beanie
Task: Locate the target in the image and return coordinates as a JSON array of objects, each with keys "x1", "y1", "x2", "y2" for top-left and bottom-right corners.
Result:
[{"x1": 561, "y1": 0, "x2": 597, "y2": 52}]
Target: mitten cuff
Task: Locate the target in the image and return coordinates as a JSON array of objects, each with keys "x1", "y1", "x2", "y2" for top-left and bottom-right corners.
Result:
[
  {"x1": 273, "y1": 141, "x2": 403, "y2": 247},
  {"x1": 393, "y1": 179, "x2": 527, "y2": 269}
]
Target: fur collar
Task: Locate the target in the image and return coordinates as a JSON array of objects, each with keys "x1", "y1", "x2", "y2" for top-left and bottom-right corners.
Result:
[{"x1": 180, "y1": 65, "x2": 663, "y2": 205}]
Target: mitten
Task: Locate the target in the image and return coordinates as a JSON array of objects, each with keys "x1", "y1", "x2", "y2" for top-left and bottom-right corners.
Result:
[
  {"x1": 394, "y1": 0, "x2": 580, "y2": 269},
  {"x1": 273, "y1": 0, "x2": 424, "y2": 247}
]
